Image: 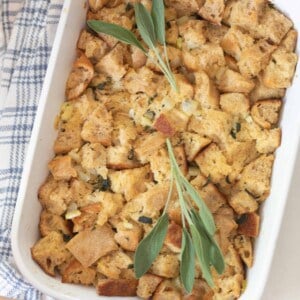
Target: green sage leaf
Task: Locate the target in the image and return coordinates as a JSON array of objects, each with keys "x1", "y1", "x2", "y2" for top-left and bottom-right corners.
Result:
[
  {"x1": 134, "y1": 213, "x2": 169, "y2": 278},
  {"x1": 87, "y1": 20, "x2": 146, "y2": 52},
  {"x1": 180, "y1": 228, "x2": 195, "y2": 293},
  {"x1": 134, "y1": 3, "x2": 157, "y2": 48},
  {"x1": 151, "y1": 0, "x2": 165, "y2": 45},
  {"x1": 209, "y1": 240, "x2": 225, "y2": 275}
]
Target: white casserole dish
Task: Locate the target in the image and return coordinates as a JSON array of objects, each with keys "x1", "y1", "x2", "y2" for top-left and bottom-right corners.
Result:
[{"x1": 11, "y1": 0, "x2": 300, "y2": 299}]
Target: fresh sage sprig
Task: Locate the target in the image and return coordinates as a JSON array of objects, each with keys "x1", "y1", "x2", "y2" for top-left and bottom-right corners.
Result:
[
  {"x1": 133, "y1": 139, "x2": 225, "y2": 293},
  {"x1": 87, "y1": 0, "x2": 178, "y2": 91}
]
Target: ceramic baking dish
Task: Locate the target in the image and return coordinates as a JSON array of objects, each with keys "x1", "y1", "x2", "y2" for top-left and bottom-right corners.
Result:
[{"x1": 11, "y1": 0, "x2": 300, "y2": 299}]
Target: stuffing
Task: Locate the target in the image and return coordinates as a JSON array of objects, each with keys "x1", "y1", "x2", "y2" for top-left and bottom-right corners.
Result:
[
  {"x1": 281, "y1": 29, "x2": 298, "y2": 52},
  {"x1": 151, "y1": 254, "x2": 180, "y2": 278},
  {"x1": 61, "y1": 258, "x2": 96, "y2": 285},
  {"x1": 216, "y1": 68, "x2": 255, "y2": 93},
  {"x1": 238, "y1": 39, "x2": 277, "y2": 79},
  {"x1": 98, "y1": 92, "x2": 132, "y2": 115},
  {"x1": 229, "y1": 190, "x2": 259, "y2": 214},
  {"x1": 256, "y1": 128, "x2": 281, "y2": 154},
  {"x1": 134, "y1": 132, "x2": 166, "y2": 163},
  {"x1": 251, "y1": 99, "x2": 282, "y2": 129},
  {"x1": 137, "y1": 274, "x2": 163, "y2": 299},
  {"x1": 221, "y1": 26, "x2": 254, "y2": 61},
  {"x1": 213, "y1": 274, "x2": 244, "y2": 300},
  {"x1": 106, "y1": 145, "x2": 142, "y2": 170},
  {"x1": 220, "y1": 93, "x2": 250, "y2": 118},
  {"x1": 236, "y1": 155, "x2": 274, "y2": 201},
  {"x1": 48, "y1": 155, "x2": 77, "y2": 181},
  {"x1": 237, "y1": 212, "x2": 260, "y2": 237},
  {"x1": 88, "y1": 0, "x2": 109, "y2": 12},
  {"x1": 114, "y1": 220, "x2": 142, "y2": 251},
  {"x1": 95, "y1": 44, "x2": 128, "y2": 81},
  {"x1": 31, "y1": 232, "x2": 71, "y2": 276},
  {"x1": 167, "y1": 74, "x2": 194, "y2": 103},
  {"x1": 250, "y1": 75, "x2": 285, "y2": 103},
  {"x1": 131, "y1": 46, "x2": 147, "y2": 69},
  {"x1": 225, "y1": 54, "x2": 239, "y2": 72},
  {"x1": 182, "y1": 132, "x2": 211, "y2": 161},
  {"x1": 178, "y1": 20, "x2": 207, "y2": 50},
  {"x1": 65, "y1": 53, "x2": 94, "y2": 100},
  {"x1": 81, "y1": 104, "x2": 113, "y2": 146},
  {"x1": 195, "y1": 143, "x2": 232, "y2": 185},
  {"x1": 109, "y1": 165, "x2": 152, "y2": 201},
  {"x1": 66, "y1": 225, "x2": 118, "y2": 267},
  {"x1": 72, "y1": 203, "x2": 100, "y2": 232},
  {"x1": 183, "y1": 279, "x2": 213, "y2": 300},
  {"x1": 234, "y1": 234, "x2": 253, "y2": 267},
  {"x1": 199, "y1": 0, "x2": 225, "y2": 24},
  {"x1": 164, "y1": 0, "x2": 203, "y2": 17},
  {"x1": 97, "y1": 278, "x2": 138, "y2": 296},
  {"x1": 205, "y1": 23, "x2": 229, "y2": 45},
  {"x1": 183, "y1": 43, "x2": 226, "y2": 78},
  {"x1": 194, "y1": 70, "x2": 220, "y2": 109},
  {"x1": 39, "y1": 210, "x2": 71, "y2": 237},
  {"x1": 262, "y1": 47, "x2": 298, "y2": 89},
  {"x1": 164, "y1": 222, "x2": 182, "y2": 253},
  {"x1": 166, "y1": 21, "x2": 179, "y2": 45},
  {"x1": 69, "y1": 179, "x2": 93, "y2": 208},
  {"x1": 153, "y1": 280, "x2": 182, "y2": 300},
  {"x1": 97, "y1": 251, "x2": 133, "y2": 279}
]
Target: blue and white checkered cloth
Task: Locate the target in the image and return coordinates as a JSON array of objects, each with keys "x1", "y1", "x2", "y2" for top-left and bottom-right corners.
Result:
[{"x1": 0, "y1": 1, "x2": 63, "y2": 299}]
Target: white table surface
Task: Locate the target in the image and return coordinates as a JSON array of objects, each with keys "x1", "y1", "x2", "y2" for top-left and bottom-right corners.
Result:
[{"x1": 262, "y1": 149, "x2": 300, "y2": 300}]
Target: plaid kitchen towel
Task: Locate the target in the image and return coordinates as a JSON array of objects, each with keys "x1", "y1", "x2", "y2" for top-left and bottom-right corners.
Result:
[{"x1": 0, "y1": 0, "x2": 63, "y2": 299}]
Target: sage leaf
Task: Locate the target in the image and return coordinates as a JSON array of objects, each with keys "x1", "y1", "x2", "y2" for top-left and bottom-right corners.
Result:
[
  {"x1": 134, "y1": 3, "x2": 157, "y2": 48},
  {"x1": 190, "y1": 224, "x2": 214, "y2": 287},
  {"x1": 87, "y1": 20, "x2": 146, "y2": 52},
  {"x1": 182, "y1": 178, "x2": 216, "y2": 236},
  {"x1": 180, "y1": 228, "x2": 195, "y2": 293},
  {"x1": 134, "y1": 213, "x2": 169, "y2": 278},
  {"x1": 151, "y1": 0, "x2": 165, "y2": 44},
  {"x1": 209, "y1": 240, "x2": 225, "y2": 275}
]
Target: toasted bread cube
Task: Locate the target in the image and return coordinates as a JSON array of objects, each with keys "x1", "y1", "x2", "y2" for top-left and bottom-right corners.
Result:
[
  {"x1": 114, "y1": 220, "x2": 142, "y2": 251},
  {"x1": 221, "y1": 26, "x2": 254, "y2": 61},
  {"x1": 182, "y1": 132, "x2": 211, "y2": 162},
  {"x1": 281, "y1": 29, "x2": 298, "y2": 52},
  {"x1": 205, "y1": 22, "x2": 229, "y2": 44},
  {"x1": 137, "y1": 274, "x2": 163, "y2": 299},
  {"x1": 61, "y1": 258, "x2": 96, "y2": 285},
  {"x1": 39, "y1": 210, "x2": 71, "y2": 237},
  {"x1": 54, "y1": 117, "x2": 83, "y2": 154},
  {"x1": 66, "y1": 225, "x2": 118, "y2": 267},
  {"x1": 81, "y1": 104, "x2": 112, "y2": 146},
  {"x1": 97, "y1": 251, "x2": 133, "y2": 279},
  {"x1": 80, "y1": 142, "x2": 107, "y2": 177},
  {"x1": 262, "y1": 47, "x2": 298, "y2": 89},
  {"x1": 164, "y1": 222, "x2": 182, "y2": 253},
  {"x1": 238, "y1": 213, "x2": 260, "y2": 237},
  {"x1": 97, "y1": 278, "x2": 138, "y2": 296},
  {"x1": 109, "y1": 165, "x2": 152, "y2": 201},
  {"x1": 217, "y1": 68, "x2": 255, "y2": 93},
  {"x1": 38, "y1": 176, "x2": 70, "y2": 216},
  {"x1": 167, "y1": 73, "x2": 194, "y2": 102},
  {"x1": 237, "y1": 155, "x2": 274, "y2": 200},
  {"x1": 69, "y1": 179, "x2": 93, "y2": 208},
  {"x1": 31, "y1": 232, "x2": 70, "y2": 276},
  {"x1": 107, "y1": 145, "x2": 141, "y2": 170},
  {"x1": 88, "y1": 0, "x2": 109, "y2": 12},
  {"x1": 72, "y1": 203, "x2": 100, "y2": 232},
  {"x1": 183, "y1": 43, "x2": 226, "y2": 78},
  {"x1": 199, "y1": 0, "x2": 225, "y2": 25},
  {"x1": 166, "y1": 21, "x2": 179, "y2": 45},
  {"x1": 194, "y1": 70, "x2": 220, "y2": 109},
  {"x1": 251, "y1": 99, "x2": 282, "y2": 129},
  {"x1": 195, "y1": 143, "x2": 232, "y2": 185},
  {"x1": 178, "y1": 20, "x2": 206, "y2": 49},
  {"x1": 220, "y1": 93, "x2": 250, "y2": 118},
  {"x1": 183, "y1": 279, "x2": 212, "y2": 300},
  {"x1": 250, "y1": 75, "x2": 285, "y2": 103},
  {"x1": 256, "y1": 128, "x2": 281, "y2": 154},
  {"x1": 131, "y1": 46, "x2": 147, "y2": 69},
  {"x1": 48, "y1": 155, "x2": 77, "y2": 181},
  {"x1": 238, "y1": 39, "x2": 277, "y2": 79},
  {"x1": 225, "y1": 55, "x2": 239, "y2": 72},
  {"x1": 213, "y1": 274, "x2": 243, "y2": 300},
  {"x1": 189, "y1": 109, "x2": 232, "y2": 145},
  {"x1": 148, "y1": 148, "x2": 170, "y2": 183},
  {"x1": 229, "y1": 190, "x2": 258, "y2": 214},
  {"x1": 66, "y1": 53, "x2": 94, "y2": 100},
  {"x1": 152, "y1": 254, "x2": 179, "y2": 278},
  {"x1": 154, "y1": 109, "x2": 189, "y2": 137},
  {"x1": 254, "y1": 7, "x2": 293, "y2": 44},
  {"x1": 153, "y1": 280, "x2": 182, "y2": 300},
  {"x1": 134, "y1": 132, "x2": 166, "y2": 163},
  {"x1": 234, "y1": 235, "x2": 253, "y2": 267},
  {"x1": 95, "y1": 44, "x2": 128, "y2": 81},
  {"x1": 165, "y1": 0, "x2": 203, "y2": 17}
]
